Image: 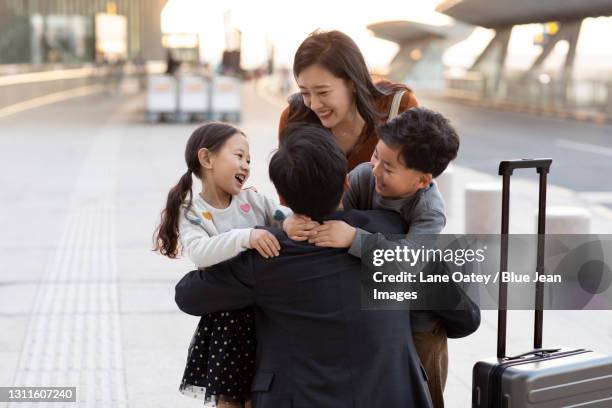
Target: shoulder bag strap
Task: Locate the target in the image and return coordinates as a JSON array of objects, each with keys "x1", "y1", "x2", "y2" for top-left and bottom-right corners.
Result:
[{"x1": 388, "y1": 90, "x2": 407, "y2": 121}]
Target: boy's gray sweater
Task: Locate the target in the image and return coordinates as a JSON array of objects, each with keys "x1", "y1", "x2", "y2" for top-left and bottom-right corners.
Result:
[{"x1": 342, "y1": 162, "x2": 446, "y2": 332}]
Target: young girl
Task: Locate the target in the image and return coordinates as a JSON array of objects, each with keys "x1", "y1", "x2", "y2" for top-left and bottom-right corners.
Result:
[{"x1": 154, "y1": 122, "x2": 288, "y2": 407}]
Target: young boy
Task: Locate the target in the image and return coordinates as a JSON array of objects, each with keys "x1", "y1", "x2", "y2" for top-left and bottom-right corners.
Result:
[{"x1": 284, "y1": 107, "x2": 459, "y2": 408}]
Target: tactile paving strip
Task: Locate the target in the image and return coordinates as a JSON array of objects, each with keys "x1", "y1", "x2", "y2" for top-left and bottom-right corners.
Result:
[{"x1": 10, "y1": 132, "x2": 126, "y2": 408}]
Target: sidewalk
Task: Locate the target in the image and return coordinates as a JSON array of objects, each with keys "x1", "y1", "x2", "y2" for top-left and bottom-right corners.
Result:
[{"x1": 0, "y1": 82, "x2": 287, "y2": 408}]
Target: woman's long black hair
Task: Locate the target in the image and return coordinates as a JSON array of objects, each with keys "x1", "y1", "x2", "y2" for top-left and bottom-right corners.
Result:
[{"x1": 288, "y1": 30, "x2": 409, "y2": 138}]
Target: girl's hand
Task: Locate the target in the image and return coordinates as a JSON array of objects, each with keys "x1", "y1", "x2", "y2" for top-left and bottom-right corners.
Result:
[
  {"x1": 250, "y1": 229, "x2": 280, "y2": 258},
  {"x1": 308, "y1": 220, "x2": 356, "y2": 248},
  {"x1": 282, "y1": 214, "x2": 320, "y2": 241}
]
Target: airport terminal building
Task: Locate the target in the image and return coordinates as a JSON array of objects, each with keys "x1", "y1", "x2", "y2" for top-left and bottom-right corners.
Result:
[{"x1": 0, "y1": 0, "x2": 166, "y2": 65}]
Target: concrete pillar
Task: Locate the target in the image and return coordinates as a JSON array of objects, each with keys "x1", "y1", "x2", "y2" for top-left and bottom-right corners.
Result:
[
  {"x1": 537, "y1": 206, "x2": 591, "y2": 234},
  {"x1": 471, "y1": 27, "x2": 511, "y2": 98},
  {"x1": 465, "y1": 182, "x2": 502, "y2": 234}
]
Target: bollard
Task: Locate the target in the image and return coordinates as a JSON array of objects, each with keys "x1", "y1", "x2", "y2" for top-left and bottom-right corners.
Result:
[
  {"x1": 465, "y1": 182, "x2": 502, "y2": 234},
  {"x1": 537, "y1": 206, "x2": 591, "y2": 234},
  {"x1": 538, "y1": 206, "x2": 591, "y2": 292},
  {"x1": 436, "y1": 164, "x2": 454, "y2": 216}
]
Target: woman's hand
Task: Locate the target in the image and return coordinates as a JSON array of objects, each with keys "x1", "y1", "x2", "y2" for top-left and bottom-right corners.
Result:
[
  {"x1": 308, "y1": 221, "x2": 356, "y2": 248},
  {"x1": 282, "y1": 214, "x2": 320, "y2": 241},
  {"x1": 249, "y1": 229, "x2": 280, "y2": 258}
]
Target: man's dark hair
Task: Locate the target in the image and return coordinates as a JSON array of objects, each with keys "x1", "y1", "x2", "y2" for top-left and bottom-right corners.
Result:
[
  {"x1": 377, "y1": 107, "x2": 459, "y2": 178},
  {"x1": 269, "y1": 124, "x2": 347, "y2": 221}
]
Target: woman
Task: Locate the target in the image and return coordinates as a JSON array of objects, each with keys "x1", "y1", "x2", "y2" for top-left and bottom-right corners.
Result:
[
  {"x1": 278, "y1": 30, "x2": 453, "y2": 408},
  {"x1": 278, "y1": 30, "x2": 418, "y2": 172}
]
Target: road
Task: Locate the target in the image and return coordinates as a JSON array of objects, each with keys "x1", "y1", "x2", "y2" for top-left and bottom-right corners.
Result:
[{"x1": 420, "y1": 94, "x2": 612, "y2": 206}]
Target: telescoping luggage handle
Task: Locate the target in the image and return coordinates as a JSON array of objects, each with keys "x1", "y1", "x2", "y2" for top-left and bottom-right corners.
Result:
[{"x1": 497, "y1": 159, "x2": 553, "y2": 359}]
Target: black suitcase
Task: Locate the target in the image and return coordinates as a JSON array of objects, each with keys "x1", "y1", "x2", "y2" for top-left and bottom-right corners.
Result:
[{"x1": 472, "y1": 159, "x2": 612, "y2": 408}]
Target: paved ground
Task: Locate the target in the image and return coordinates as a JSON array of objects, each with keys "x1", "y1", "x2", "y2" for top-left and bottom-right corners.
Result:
[{"x1": 0, "y1": 81, "x2": 610, "y2": 407}]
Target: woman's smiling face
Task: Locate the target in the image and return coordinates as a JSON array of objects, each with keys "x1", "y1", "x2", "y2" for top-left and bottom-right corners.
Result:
[{"x1": 296, "y1": 63, "x2": 354, "y2": 129}]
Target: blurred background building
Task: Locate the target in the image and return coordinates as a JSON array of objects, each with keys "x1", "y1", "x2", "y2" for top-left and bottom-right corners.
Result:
[
  {"x1": 433, "y1": 0, "x2": 612, "y2": 120},
  {"x1": 2, "y1": 0, "x2": 611, "y2": 121},
  {"x1": 0, "y1": 0, "x2": 165, "y2": 65}
]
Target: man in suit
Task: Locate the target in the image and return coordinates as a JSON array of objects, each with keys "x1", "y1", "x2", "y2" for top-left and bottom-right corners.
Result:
[{"x1": 175, "y1": 124, "x2": 433, "y2": 407}]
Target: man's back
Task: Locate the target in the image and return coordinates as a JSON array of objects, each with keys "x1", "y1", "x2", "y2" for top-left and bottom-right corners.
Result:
[{"x1": 175, "y1": 211, "x2": 432, "y2": 408}]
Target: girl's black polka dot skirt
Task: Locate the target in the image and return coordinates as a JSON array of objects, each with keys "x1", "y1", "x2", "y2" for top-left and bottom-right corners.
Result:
[{"x1": 179, "y1": 308, "x2": 256, "y2": 405}]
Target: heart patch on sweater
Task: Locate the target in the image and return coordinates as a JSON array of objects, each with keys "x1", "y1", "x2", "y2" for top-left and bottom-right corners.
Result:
[
  {"x1": 201, "y1": 211, "x2": 213, "y2": 220},
  {"x1": 240, "y1": 203, "x2": 251, "y2": 213}
]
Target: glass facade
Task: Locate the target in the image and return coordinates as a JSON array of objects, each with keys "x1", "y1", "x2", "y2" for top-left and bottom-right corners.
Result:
[{"x1": 0, "y1": 0, "x2": 166, "y2": 64}]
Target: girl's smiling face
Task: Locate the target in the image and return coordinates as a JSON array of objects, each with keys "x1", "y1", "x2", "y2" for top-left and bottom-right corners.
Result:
[
  {"x1": 296, "y1": 63, "x2": 355, "y2": 129},
  {"x1": 200, "y1": 133, "x2": 251, "y2": 196}
]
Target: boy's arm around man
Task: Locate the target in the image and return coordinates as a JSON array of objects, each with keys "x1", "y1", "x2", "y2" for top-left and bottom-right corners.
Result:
[{"x1": 342, "y1": 163, "x2": 446, "y2": 258}]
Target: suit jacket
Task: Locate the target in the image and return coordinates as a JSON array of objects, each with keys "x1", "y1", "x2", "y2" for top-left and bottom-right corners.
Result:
[{"x1": 175, "y1": 210, "x2": 433, "y2": 408}]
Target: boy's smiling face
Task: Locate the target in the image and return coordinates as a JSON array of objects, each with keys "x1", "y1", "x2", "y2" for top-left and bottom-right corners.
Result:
[{"x1": 370, "y1": 139, "x2": 432, "y2": 199}]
